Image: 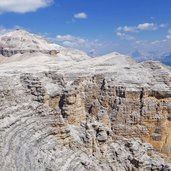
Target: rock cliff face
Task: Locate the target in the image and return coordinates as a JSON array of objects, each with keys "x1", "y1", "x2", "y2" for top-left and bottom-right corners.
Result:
[
  {"x1": 0, "y1": 30, "x2": 171, "y2": 171},
  {"x1": 0, "y1": 49, "x2": 59, "y2": 57}
]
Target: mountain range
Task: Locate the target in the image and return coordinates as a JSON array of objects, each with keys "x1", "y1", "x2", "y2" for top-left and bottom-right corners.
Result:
[
  {"x1": 0, "y1": 29, "x2": 171, "y2": 171},
  {"x1": 131, "y1": 50, "x2": 171, "y2": 66}
]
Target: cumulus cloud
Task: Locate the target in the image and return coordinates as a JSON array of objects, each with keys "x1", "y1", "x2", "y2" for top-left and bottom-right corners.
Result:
[
  {"x1": 56, "y1": 34, "x2": 106, "y2": 56},
  {"x1": 116, "y1": 32, "x2": 135, "y2": 40},
  {"x1": 0, "y1": 0, "x2": 53, "y2": 13},
  {"x1": 116, "y1": 22, "x2": 167, "y2": 41},
  {"x1": 117, "y1": 26, "x2": 137, "y2": 33},
  {"x1": 137, "y1": 23, "x2": 157, "y2": 30},
  {"x1": 74, "y1": 12, "x2": 87, "y2": 19},
  {"x1": 117, "y1": 22, "x2": 159, "y2": 33},
  {"x1": 56, "y1": 34, "x2": 86, "y2": 46}
]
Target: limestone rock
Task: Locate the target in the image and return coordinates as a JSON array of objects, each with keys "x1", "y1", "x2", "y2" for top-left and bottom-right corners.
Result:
[{"x1": 0, "y1": 30, "x2": 171, "y2": 171}]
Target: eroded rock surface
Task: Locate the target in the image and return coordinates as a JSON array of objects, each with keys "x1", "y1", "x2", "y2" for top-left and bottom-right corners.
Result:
[{"x1": 0, "y1": 30, "x2": 171, "y2": 171}]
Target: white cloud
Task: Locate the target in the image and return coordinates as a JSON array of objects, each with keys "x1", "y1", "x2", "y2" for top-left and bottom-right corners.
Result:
[
  {"x1": 56, "y1": 34, "x2": 107, "y2": 56},
  {"x1": 160, "y1": 24, "x2": 167, "y2": 28},
  {"x1": 117, "y1": 26, "x2": 137, "y2": 33},
  {"x1": 116, "y1": 32, "x2": 123, "y2": 37},
  {"x1": 166, "y1": 35, "x2": 171, "y2": 39},
  {"x1": 116, "y1": 22, "x2": 167, "y2": 41},
  {"x1": 137, "y1": 23, "x2": 157, "y2": 30},
  {"x1": 122, "y1": 26, "x2": 136, "y2": 32},
  {"x1": 74, "y1": 12, "x2": 87, "y2": 19},
  {"x1": 56, "y1": 34, "x2": 101, "y2": 48},
  {"x1": 150, "y1": 40, "x2": 160, "y2": 45},
  {"x1": 56, "y1": 34, "x2": 86, "y2": 46},
  {"x1": 0, "y1": 0, "x2": 53, "y2": 13},
  {"x1": 116, "y1": 32, "x2": 135, "y2": 40},
  {"x1": 117, "y1": 22, "x2": 159, "y2": 33},
  {"x1": 166, "y1": 29, "x2": 171, "y2": 39},
  {"x1": 135, "y1": 40, "x2": 143, "y2": 45}
]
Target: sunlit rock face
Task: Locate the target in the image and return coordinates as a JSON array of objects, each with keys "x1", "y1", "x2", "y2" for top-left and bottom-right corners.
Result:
[
  {"x1": 0, "y1": 30, "x2": 171, "y2": 171},
  {"x1": 0, "y1": 29, "x2": 90, "y2": 61}
]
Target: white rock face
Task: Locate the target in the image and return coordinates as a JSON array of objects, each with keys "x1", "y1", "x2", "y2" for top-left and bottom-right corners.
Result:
[
  {"x1": 0, "y1": 29, "x2": 90, "y2": 61},
  {"x1": 0, "y1": 29, "x2": 61, "y2": 50},
  {"x1": 0, "y1": 30, "x2": 171, "y2": 171}
]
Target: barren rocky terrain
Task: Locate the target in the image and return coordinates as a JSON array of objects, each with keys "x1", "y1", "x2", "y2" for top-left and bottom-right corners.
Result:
[{"x1": 0, "y1": 30, "x2": 171, "y2": 171}]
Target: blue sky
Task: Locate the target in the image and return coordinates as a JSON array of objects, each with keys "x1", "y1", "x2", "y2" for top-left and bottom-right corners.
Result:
[{"x1": 0, "y1": 0, "x2": 171, "y2": 56}]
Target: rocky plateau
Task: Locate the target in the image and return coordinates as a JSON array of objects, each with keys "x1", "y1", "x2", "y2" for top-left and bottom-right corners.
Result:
[{"x1": 0, "y1": 29, "x2": 171, "y2": 171}]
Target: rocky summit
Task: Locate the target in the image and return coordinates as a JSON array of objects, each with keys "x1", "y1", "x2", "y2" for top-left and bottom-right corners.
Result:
[{"x1": 0, "y1": 29, "x2": 171, "y2": 171}]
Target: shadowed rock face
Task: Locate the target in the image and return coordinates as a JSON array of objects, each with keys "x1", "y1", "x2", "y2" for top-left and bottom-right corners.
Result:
[
  {"x1": 0, "y1": 30, "x2": 171, "y2": 171},
  {"x1": 0, "y1": 49, "x2": 59, "y2": 57}
]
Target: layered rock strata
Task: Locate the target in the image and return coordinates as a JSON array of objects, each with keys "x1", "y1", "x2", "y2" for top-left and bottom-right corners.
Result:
[
  {"x1": 0, "y1": 70, "x2": 171, "y2": 171},
  {"x1": 0, "y1": 30, "x2": 171, "y2": 171},
  {"x1": 0, "y1": 49, "x2": 59, "y2": 57}
]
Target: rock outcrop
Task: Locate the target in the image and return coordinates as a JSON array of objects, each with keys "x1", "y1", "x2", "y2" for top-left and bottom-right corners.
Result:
[
  {"x1": 0, "y1": 29, "x2": 90, "y2": 61},
  {"x1": 0, "y1": 30, "x2": 171, "y2": 171},
  {"x1": 0, "y1": 49, "x2": 59, "y2": 57}
]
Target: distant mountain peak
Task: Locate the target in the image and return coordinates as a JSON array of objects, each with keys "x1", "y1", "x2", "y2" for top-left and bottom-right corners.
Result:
[
  {"x1": 0, "y1": 29, "x2": 91, "y2": 61},
  {"x1": 0, "y1": 29, "x2": 59, "y2": 51},
  {"x1": 131, "y1": 50, "x2": 171, "y2": 66}
]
